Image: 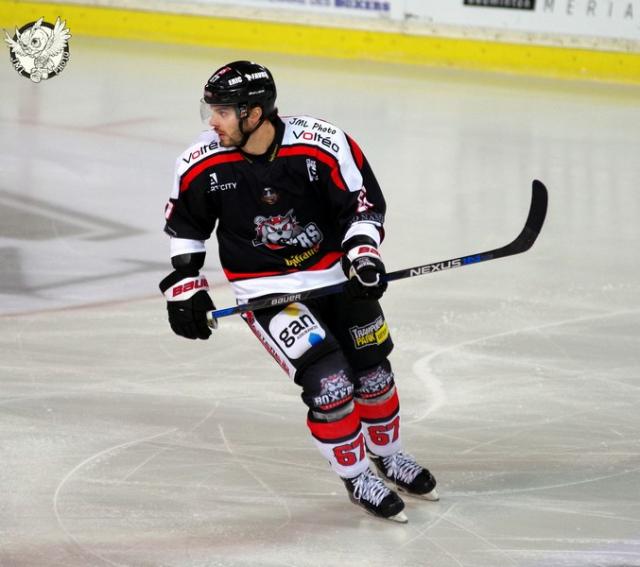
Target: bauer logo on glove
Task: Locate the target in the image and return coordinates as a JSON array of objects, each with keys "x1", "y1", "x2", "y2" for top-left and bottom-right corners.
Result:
[
  {"x1": 160, "y1": 270, "x2": 215, "y2": 340},
  {"x1": 165, "y1": 276, "x2": 209, "y2": 300}
]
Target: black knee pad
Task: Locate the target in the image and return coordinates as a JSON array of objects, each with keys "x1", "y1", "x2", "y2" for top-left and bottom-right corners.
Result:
[
  {"x1": 354, "y1": 359, "x2": 396, "y2": 402},
  {"x1": 299, "y1": 349, "x2": 355, "y2": 421}
]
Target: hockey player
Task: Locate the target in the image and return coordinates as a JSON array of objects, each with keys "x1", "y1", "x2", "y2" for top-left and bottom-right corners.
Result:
[{"x1": 160, "y1": 61, "x2": 438, "y2": 522}]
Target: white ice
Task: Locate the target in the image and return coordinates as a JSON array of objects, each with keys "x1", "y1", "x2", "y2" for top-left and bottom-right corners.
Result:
[{"x1": 1, "y1": 39, "x2": 639, "y2": 567}]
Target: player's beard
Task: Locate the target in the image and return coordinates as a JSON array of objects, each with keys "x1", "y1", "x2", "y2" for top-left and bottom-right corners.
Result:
[{"x1": 216, "y1": 122, "x2": 244, "y2": 147}]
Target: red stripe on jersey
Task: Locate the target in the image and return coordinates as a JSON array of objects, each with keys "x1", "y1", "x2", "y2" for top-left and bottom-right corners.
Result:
[
  {"x1": 278, "y1": 145, "x2": 347, "y2": 191},
  {"x1": 307, "y1": 406, "x2": 360, "y2": 442},
  {"x1": 346, "y1": 135, "x2": 364, "y2": 170},
  {"x1": 308, "y1": 251, "x2": 343, "y2": 270},
  {"x1": 356, "y1": 389, "x2": 399, "y2": 421},
  {"x1": 223, "y1": 251, "x2": 343, "y2": 281},
  {"x1": 179, "y1": 151, "x2": 244, "y2": 193},
  {"x1": 224, "y1": 267, "x2": 285, "y2": 281},
  {"x1": 330, "y1": 168, "x2": 346, "y2": 191}
]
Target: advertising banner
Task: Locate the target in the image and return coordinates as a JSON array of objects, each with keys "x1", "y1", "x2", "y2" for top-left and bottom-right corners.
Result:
[
  {"x1": 37, "y1": 0, "x2": 640, "y2": 43},
  {"x1": 157, "y1": 0, "x2": 396, "y2": 19},
  {"x1": 405, "y1": 0, "x2": 639, "y2": 42}
]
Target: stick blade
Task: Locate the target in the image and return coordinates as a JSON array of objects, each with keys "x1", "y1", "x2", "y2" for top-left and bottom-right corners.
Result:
[
  {"x1": 528, "y1": 179, "x2": 549, "y2": 237},
  {"x1": 500, "y1": 179, "x2": 548, "y2": 256}
]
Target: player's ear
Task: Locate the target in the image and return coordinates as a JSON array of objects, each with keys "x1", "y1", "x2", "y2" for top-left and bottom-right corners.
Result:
[{"x1": 248, "y1": 105, "x2": 263, "y2": 125}]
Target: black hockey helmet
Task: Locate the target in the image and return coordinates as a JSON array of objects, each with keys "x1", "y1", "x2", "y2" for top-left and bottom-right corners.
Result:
[{"x1": 203, "y1": 61, "x2": 277, "y2": 119}]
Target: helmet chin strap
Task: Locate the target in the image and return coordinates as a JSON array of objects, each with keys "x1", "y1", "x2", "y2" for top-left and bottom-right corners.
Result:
[{"x1": 236, "y1": 106, "x2": 266, "y2": 149}]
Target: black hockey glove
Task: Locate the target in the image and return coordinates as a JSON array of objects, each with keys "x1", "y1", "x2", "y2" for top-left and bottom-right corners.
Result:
[
  {"x1": 159, "y1": 271, "x2": 216, "y2": 340},
  {"x1": 341, "y1": 235, "x2": 388, "y2": 300}
]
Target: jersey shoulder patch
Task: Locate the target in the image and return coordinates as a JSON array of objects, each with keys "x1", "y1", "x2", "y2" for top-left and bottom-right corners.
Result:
[
  {"x1": 174, "y1": 131, "x2": 245, "y2": 195},
  {"x1": 282, "y1": 115, "x2": 347, "y2": 157},
  {"x1": 176, "y1": 131, "x2": 226, "y2": 176}
]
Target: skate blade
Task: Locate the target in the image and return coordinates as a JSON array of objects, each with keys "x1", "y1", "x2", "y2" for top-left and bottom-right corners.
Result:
[
  {"x1": 399, "y1": 486, "x2": 440, "y2": 501},
  {"x1": 356, "y1": 503, "x2": 409, "y2": 524},
  {"x1": 387, "y1": 510, "x2": 409, "y2": 523}
]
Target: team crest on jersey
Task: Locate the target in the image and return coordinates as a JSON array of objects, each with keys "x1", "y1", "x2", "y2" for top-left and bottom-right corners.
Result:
[
  {"x1": 253, "y1": 209, "x2": 323, "y2": 250},
  {"x1": 5, "y1": 17, "x2": 70, "y2": 82}
]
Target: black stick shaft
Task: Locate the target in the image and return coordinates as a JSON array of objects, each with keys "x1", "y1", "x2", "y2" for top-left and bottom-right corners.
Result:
[{"x1": 209, "y1": 180, "x2": 548, "y2": 320}]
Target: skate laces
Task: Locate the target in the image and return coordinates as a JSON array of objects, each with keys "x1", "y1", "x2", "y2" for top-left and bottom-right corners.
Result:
[
  {"x1": 382, "y1": 452, "x2": 423, "y2": 484},
  {"x1": 352, "y1": 469, "x2": 391, "y2": 506}
]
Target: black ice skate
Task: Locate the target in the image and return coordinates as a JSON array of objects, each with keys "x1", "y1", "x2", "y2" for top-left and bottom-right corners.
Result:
[
  {"x1": 342, "y1": 468, "x2": 408, "y2": 523},
  {"x1": 370, "y1": 452, "x2": 439, "y2": 501}
]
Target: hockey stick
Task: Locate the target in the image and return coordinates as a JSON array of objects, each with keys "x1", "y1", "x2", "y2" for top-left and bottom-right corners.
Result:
[{"x1": 207, "y1": 179, "x2": 548, "y2": 323}]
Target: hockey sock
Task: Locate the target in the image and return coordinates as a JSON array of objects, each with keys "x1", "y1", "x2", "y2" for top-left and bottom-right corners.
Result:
[
  {"x1": 307, "y1": 405, "x2": 370, "y2": 478},
  {"x1": 356, "y1": 387, "x2": 401, "y2": 457}
]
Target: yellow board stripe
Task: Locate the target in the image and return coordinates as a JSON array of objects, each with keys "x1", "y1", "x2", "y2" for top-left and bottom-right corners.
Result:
[{"x1": 2, "y1": 0, "x2": 639, "y2": 84}]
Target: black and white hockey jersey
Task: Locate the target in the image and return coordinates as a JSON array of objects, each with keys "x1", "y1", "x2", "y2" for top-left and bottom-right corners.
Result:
[{"x1": 164, "y1": 115, "x2": 386, "y2": 301}]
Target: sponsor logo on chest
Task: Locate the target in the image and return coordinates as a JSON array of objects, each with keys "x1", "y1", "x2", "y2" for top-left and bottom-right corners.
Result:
[
  {"x1": 284, "y1": 244, "x2": 321, "y2": 268},
  {"x1": 208, "y1": 171, "x2": 237, "y2": 192}
]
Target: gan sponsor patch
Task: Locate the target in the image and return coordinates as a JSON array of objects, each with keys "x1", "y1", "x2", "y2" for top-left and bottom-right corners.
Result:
[
  {"x1": 349, "y1": 316, "x2": 389, "y2": 350},
  {"x1": 269, "y1": 303, "x2": 325, "y2": 359}
]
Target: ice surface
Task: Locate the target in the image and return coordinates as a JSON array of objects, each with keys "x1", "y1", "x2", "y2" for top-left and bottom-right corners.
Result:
[{"x1": 1, "y1": 38, "x2": 639, "y2": 567}]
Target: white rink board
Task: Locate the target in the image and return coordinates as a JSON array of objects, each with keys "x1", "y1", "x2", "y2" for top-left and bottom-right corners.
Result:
[{"x1": 47, "y1": 0, "x2": 640, "y2": 43}]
